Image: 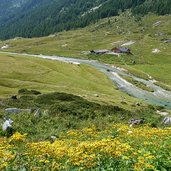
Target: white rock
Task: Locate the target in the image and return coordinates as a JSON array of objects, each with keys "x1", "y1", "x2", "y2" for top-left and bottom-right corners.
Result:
[
  {"x1": 152, "y1": 49, "x2": 161, "y2": 53},
  {"x1": 153, "y1": 21, "x2": 162, "y2": 27},
  {"x1": 157, "y1": 110, "x2": 169, "y2": 116},
  {"x1": 162, "y1": 116, "x2": 171, "y2": 125},
  {"x1": 2, "y1": 119, "x2": 13, "y2": 131},
  {"x1": 1, "y1": 45, "x2": 9, "y2": 49},
  {"x1": 121, "y1": 41, "x2": 135, "y2": 46}
]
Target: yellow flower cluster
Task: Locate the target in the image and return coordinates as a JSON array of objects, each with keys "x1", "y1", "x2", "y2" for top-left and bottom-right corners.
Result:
[
  {"x1": 0, "y1": 124, "x2": 170, "y2": 170},
  {"x1": 0, "y1": 139, "x2": 16, "y2": 170},
  {"x1": 9, "y1": 132, "x2": 27, "y2": 143}
]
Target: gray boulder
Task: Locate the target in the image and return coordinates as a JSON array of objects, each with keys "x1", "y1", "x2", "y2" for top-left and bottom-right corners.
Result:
[
  {"x1": 2, "y1": 118, "x2": 13, "y2": 131},
  {"x1": 5, "y1": 108, "x2": 31, "y2": 114},
  {"x1": 162, "y1": 117, "x2": 171, "y2": 125},
  {"x1": 129, "y1": 118, "x2": 144, "y2": 127},
  {"x1": 2, "y1": 118, "x2": 14, "y2": 137}
]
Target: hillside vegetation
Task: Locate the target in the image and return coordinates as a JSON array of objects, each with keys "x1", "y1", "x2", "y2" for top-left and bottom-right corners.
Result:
[
  {"x1": 0, "y1": 53, "x2": 143, "y2": 109},
  {"x1": 0, "y1": 7, "x2": 171, "y2": 170},
  {"x1": 1, "y1": 13, "x2": 171, "y2": 88},
  {"x1": 0, "y1": 0, "x2": 170, "y2": 40}
]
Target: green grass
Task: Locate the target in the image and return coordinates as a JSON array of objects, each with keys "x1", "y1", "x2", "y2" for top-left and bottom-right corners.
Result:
[
  {"x1": 0, "y1": 12, "x2": 171, "y2": 87},
  {"x1": 0, "y1": 92, "x2": 165, "y2": 141},
  {"x1": 0, "y1": 53, "x2": 142, "y2": 109}
]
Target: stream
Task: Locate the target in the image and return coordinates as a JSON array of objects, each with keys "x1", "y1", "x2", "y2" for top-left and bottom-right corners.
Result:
[{"x1": 1, "y1": 52, "x2": 171, "y2": 109}]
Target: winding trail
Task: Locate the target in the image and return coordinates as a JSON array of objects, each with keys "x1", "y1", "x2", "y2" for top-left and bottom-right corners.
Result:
[{"x1": 1, "y1": 52, "x2": 171, "y2": 109}]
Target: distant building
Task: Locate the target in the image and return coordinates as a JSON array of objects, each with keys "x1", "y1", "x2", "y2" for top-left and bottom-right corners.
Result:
[
  {"x1": 111, "y1": 47, "x2": 131, "y2": 54},
  {"x1": 90, "y1": 49, "x2": 110, "y2": 55},
  {"x1": 90, "y1": 47, "x2": 132, "y2": 55}
]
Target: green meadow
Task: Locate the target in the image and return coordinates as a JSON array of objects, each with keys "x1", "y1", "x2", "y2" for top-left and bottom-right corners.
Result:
[
  {"x1": 0, "y1": 10, "x2": 171, "y2": 171},
  {"x1": 0, "y1": 12, "x2": 171, "y2": 88},
  {"x1": 0, "y1": 53, "x2": 142, "y2": 110}
]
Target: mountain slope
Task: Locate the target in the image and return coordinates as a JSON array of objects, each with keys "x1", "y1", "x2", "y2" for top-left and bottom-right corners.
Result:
[
  {"x1": 1, "y1": 13, "x2": 171, "y2": 90},
  {"x1": 0, "y1": 0, "x2": 170, "y2": 40}
]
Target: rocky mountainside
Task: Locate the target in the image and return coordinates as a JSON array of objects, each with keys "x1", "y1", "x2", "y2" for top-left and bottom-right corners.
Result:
[{"x1": 0, "y1": 0, "x2": 170, "y2": 40}]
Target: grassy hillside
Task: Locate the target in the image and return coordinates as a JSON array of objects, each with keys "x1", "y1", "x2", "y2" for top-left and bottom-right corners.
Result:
[
  {"x1": 1, "y1": 0, "x2": 170, "y2": 40},
  {"x1": 0, "y1": 12, "x2": 171, "y2": 171},
  {"x1": 0, "y1": 12, "x2": 171, "y2": 87},
  {"x1": 0, "y1": 53, "x2": 142, "y2": 109}
]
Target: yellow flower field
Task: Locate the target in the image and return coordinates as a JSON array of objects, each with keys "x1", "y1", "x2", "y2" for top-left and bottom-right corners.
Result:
[{"x1": 0, "y1": 124, "x2": 171, "y2": 171}]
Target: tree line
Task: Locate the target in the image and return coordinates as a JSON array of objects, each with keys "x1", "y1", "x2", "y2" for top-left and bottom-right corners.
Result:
[{"x1": 0, "y1": 0, "x2": 170, "y2": 40}]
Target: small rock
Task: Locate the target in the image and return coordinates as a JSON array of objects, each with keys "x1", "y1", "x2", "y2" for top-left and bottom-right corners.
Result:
[
  {"x1": 5, "y1": 108, "x2": 31, "y2": 114},
  {"x1": 11, "y1": 95, "x2": 17, "y2": 100},
  {"x1": 5, "y1": 108, "x2": 21, "y2": 114},
  {"x1": 2, "y1": 118, "x2": 14, "y2": 137},
  {"x1": 161, "y1": 39, "x2": 171, "y2": 43},
  {"x1": 157, "y1": 110, "x2": 169, "y2": 116},
  {"x1": 94, "y1": 94, "x2": 99, "y2": 97},
  {"x1": 128, "y1": 118, "x2": 145, "y2": 127},
  {"x1": 2, "y1": 118, "x2": 13, "y2": 131},
  {"x1": 162, "y1": 116, "x2": 171, "y2": 125},
  {"x1": 152, "y1": 49, "x2": 161, "y2": 53},
  {"x1": 1, "y1": 44, "x2": 9, "y2": 49},
  {"x1": 34, "y1": 108, "x2": 41, "y2": 117}
]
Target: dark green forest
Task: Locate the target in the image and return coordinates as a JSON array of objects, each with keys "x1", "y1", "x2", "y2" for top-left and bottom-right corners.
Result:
[{"x1": 0, "y1": 0, "x2": 170, "y2": 40}]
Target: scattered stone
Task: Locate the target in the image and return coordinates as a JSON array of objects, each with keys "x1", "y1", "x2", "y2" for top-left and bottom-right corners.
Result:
[
  {"x1": 152, "y1": 48, "x2": 161, "y2": 53},
  {"x1": 161, "y1": 39, "x2": 171, "y2": 43},
  {"x1": 153, "y1": 21, "x2": 162, "y2": 27},
  {"x1": 2, "y1": 118, "x2": 14, "y2": 137},
  {"x1": 155, "y1": 32, "x2": 165, "y2": 36},
  {"x1": 50, "y1": 136, "x2": 57, "y2": 143},
  {"x1": 5, "y1": 108, "x2": 21, "y2": 114},
  {"x1": 1, "y1": 44, "x2": 9, "y2": 49},
  {"x1": 157, "y1": 110, "x2": 169, "y2": 116},
  {"x1": 162, "y1": 116, "x2": 171, "y2": 125},
  {"x1": 5, "y1": 108, "x2": 31, "y2": 114},
  {"x1": 34, "y1": 108, "x2": 41, "y2": 117},
  {"x1": 2, "y1": 118, "x2": 13, "y2": 131},
  {"x1": 94, "y1": 94, "x2": 99, "y2": 97},
  {"x1": 129, "y1": 118, "x2": 144, "y2": 127},
  {"x1": 121, "y1": 41, "x2": 135, "y2": 46}
]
